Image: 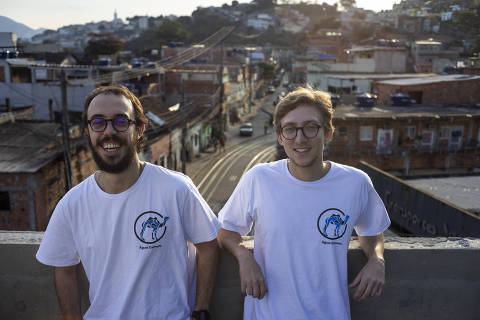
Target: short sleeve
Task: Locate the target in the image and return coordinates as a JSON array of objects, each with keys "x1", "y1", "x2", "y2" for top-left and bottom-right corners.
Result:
[
  {"x1": 181, "y1": 178, "x2": 221, "y2": 244},
  {"x1": 354, "y1": 175, "x2": 391, "y2": 236},
  {"x1": 36, "y1": 200, "x2": 80, "y2": 267},
  {"x1": 218, "y1": 170, "x2": 255, "y2": 236}
]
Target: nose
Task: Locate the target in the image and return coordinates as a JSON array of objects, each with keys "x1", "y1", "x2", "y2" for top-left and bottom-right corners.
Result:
[
  {"x1": 294, "y1": 128, "x2": 308, "y2": 142},
  {"x1": 103, "y1": 120, "x2": 117, "y2": 135}
]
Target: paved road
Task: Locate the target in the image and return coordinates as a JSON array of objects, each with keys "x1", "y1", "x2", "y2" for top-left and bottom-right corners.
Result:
[{"x1": 186, "y1": 75, "x2": 286, "y2": 213}]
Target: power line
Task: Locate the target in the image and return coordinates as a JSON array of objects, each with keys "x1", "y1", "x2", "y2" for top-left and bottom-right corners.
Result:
[{"x1": 70, "y1": 26, "x2": 235, "y2": 86}]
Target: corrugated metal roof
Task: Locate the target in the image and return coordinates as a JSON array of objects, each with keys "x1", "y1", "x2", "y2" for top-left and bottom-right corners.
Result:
[
  {"x1": 376, "y1": 74, "x2": 480, "y2": 86},
  {"x1": 333, "y1": 104, "x2": 480, "y2": 118},
  {"x1": 329, "y1": 73, "x2": 435, "y2": 80},
  {"x1": 0, "y1": 122, "x2": 63, "y2": 173}
]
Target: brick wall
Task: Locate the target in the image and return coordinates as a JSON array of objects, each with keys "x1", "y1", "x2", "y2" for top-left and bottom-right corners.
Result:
[
  {"x1": 0, "y1": 145, "x2": 96, "y2": 231},
  {"x1": 328, "y1": 115, "x2": 480, "y2": 171},
  {"x1": 149, "y1": 134, "x2": 170, "y2": 167},
  {"x1": 374, "y1": 78, "x2": 480, "y2": 105}
]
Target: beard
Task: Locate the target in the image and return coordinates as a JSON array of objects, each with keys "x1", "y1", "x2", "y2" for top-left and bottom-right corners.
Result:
[{"x1": 88, "y1": 135, "x2": 137, "y2": 174}]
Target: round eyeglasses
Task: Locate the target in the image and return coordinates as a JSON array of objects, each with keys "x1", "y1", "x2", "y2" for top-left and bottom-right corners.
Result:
[
  {"x1": 87, "y1": 116, "x2": 136, "y2": 132},
  {"x1": 281, "y1": 124, "x2": 322, "y2": 140}
]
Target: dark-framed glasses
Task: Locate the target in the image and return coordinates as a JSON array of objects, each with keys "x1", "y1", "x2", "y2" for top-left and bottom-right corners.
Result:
[
  {"x1": 87, "y1": 116, "x2": 136, "y2": 132},
  {"x1": 281, "y1": 124, "x2": 322, "y2": 140}
]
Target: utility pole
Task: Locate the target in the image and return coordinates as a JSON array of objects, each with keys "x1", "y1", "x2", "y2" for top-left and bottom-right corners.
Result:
[
  {"x1": 218, "y1": 41, "x2": 225, "y2": 135},
  {"x1": 180, "y1": 75, "x2": 187, "y2": 174},
  {"x1": 248, "y1": 59, "x2": 253, "y2": 113},
  {"x1": 60, "y1": 70, "x2": 73, "y2": 191}
]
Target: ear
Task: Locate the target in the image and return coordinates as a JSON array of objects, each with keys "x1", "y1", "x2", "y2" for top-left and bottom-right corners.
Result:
[
  {"x1": 137, "y1": 123, "x2": 145, "y2": 137},
  {"x1": 276, "y1": 131, "x2": 284, "y2": 146},
  {"x1": 325, "y1": 128, "x2": 334, "y2": 142}
]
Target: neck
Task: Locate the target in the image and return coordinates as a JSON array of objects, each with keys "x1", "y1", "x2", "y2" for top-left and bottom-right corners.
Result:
[
  {"x1": 287, "y1": 159, "x2": 331, "y2": 182},
  {"x1": 95, "y1": 159, "x2": 145, "y2": 194}
]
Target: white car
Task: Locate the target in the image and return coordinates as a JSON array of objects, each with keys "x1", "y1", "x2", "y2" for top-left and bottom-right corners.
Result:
[{"x1": 239, "y1": 123, "x2": 254, "y2": 136}]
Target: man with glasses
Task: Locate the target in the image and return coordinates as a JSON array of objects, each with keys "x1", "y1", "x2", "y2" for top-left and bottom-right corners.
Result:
[
  {"x1": 37, "y1": 86, "x2": 220, "y2": 320},
  {"x1": 218, "y1": 87, "x2": 390, "y2": 320}
]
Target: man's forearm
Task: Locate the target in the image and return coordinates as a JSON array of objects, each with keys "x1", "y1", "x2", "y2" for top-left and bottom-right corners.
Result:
[
  {"x1": 54, "y1": 265, "x2": 82, "y2": 320},
  {"x1": 194, "y1": 239, "x2": 219, "y2": 310},
  {"x1": 217, "y1": 228, "x2": 251, "y2": 261},
  {"x1": 358, "y1": 233, "x2": 385, "y2": 261}
]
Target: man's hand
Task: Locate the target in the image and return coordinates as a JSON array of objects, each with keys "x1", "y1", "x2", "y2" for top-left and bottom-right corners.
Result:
[
  {"x1": 349, "y1": 233, "x2": 386, "y2": 301},
  {"x1": 348, "y1": 256, "x2": 385, "y2": 301},
  {"x1": 237, "y1": 251, "x2": 268, "y2": 299},
  {"x1": 217, "y1": 228, "x2": 268, "y2": 300}
]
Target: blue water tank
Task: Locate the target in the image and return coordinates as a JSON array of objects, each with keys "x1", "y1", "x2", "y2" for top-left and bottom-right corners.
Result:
[
  {"x1": 8, "y1": 51, "x2": 18, "y2": 58},
  {"x1": 391, "y1": 93, "x2": 411, "y2": 106},
  {"x1": 356, "y1": 93, "x2": 376, "y2": 107}
]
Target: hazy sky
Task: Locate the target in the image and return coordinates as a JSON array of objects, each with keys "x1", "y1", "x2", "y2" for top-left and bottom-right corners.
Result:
[{"x1": 3, "y1": 0, "x2": 399, "y2": 30}]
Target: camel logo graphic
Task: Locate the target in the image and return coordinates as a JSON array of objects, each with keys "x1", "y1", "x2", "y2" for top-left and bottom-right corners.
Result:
[
  {"x1": 134, "y1": 211, "x2": 169, "y2": 244},
  {"x1": 317, "y1": 208, "x2": 350, "y2": 240}
]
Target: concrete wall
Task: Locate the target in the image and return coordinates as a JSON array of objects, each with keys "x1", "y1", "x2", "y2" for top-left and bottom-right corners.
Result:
[
  {"x1": 359, "y1": 161, "x2": 480, "y2": 237},
  {"x1": 1, "y1": 232, "x2": 479, "y2": 320}
]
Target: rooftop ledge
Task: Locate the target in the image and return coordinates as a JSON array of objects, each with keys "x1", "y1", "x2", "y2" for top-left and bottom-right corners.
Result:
[{"x1": 1, "y1": 232, "x2": 479, "y2": 320}]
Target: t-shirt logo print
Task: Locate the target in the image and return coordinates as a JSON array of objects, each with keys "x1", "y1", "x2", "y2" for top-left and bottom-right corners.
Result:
[
  {"x1": 317, "y1": 208, "x2": 350, "y2": 240},
  {"x1": 134, "y1": 211, "x2": 169, "y2": 244}
]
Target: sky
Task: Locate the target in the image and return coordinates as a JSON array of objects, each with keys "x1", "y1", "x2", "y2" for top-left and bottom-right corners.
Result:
[{"x1": 3, "y1": 0, "x2": 400, "y2": 30}]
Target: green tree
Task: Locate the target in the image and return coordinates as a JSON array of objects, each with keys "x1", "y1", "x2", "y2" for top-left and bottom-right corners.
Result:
[
  {"x1": 338, "y1": 0, "x2": 356, "y2": 10},
  {"x1": 154, "y1": 20, "x2": 190, "y2": 44},
  {"x1": 84, "y1": 37, "x2": 125, "y2": 57},
  {"x1": 258, "y1": 62, "x2": 276, "y2": 80},
  {"x1": 254, "y1": 0, "x2": 275, "y2": 9}
]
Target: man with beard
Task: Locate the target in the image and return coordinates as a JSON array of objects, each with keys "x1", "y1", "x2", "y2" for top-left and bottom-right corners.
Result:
[{"x1": 36, "y1": 86, "x2": 220, "y2": 320}]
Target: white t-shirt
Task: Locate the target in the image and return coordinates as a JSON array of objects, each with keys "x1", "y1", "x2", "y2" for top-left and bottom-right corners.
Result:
[
  {"x1": 37, "y1": 163, "x2": 221, "y2": 320},
  {"x1": 219, "y1": 160, "x2": 390, "y2": 320}
]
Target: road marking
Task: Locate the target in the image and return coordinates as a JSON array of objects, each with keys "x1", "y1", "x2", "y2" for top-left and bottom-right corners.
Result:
[
  {"x1": 229, "y1": 175, "x2": 237, "y2": 181},
  {"x1": 241, "y1": 145, "x2": 276, "y2": 178},
  {"x1": 199, "y1": 140, "x2": 268, "y2": 198}
]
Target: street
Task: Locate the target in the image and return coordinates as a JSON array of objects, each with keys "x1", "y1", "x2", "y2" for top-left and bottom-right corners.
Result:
[{"x1": 188, "y1": 81, "x2": 282, "y2": 213}]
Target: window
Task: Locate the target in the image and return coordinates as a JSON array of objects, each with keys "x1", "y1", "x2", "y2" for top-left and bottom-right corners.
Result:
[
  {"x1": 404, "y1": 126, "x2": 416, "y2": 140},
  {"x1": 11, "y1": 67, "x2": 32, "y2": 83},
  {"x1": 421, "y1": 130, "x2": 434, "y2": 146},
  {"x1": 339, "y1": 127, "x2": 347, "y2": 137},
  {"x1": 0, "y1": 192, "x2": 10, "y2": 211},
  {"x1": 449, "y1": 126, "x2": 463, "y2": 149},
  {"x1": 376, "y1": 129, "x2": 393, "y2": 155},
  {"x1": 359, "y1": 126, "x2": 373, "y2": 141},
  {"x1": 478, "y1": 128, "x2": 480, "y2": 147},
  {"x1": 159, "y1": 154, "x2": 166, "y2": 167},
  {"x1": 439, "y1": 126, "x2": 449, "y2": 139}
]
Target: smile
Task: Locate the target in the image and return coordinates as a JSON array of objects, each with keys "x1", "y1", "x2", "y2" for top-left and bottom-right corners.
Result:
[{"x1": 102, "y1": 143, "x2": 121, "y2": 152}]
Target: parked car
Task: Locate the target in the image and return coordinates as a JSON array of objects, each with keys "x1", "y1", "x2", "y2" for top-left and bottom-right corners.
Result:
[
  {"x1": 267, "y1": 85, "x2": 275, "y2": 94},
  {"x1": 239, "y1": 123, "x2": 254, "y2": 136},
  {"x1": 391, "y1": 93, "x2": 411, "y2": 106},
  {"x1": 356, "y1": 93, "x2": 377, "y2": 108}
]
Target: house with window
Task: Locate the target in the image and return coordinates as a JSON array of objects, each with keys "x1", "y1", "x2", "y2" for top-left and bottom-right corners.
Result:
[
  {"x1": 327, "y1": 105, "x2": 480, "y2": 175},
  {"x1": 0, "y1": 121, "x2": 96, "y2": 231}
]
